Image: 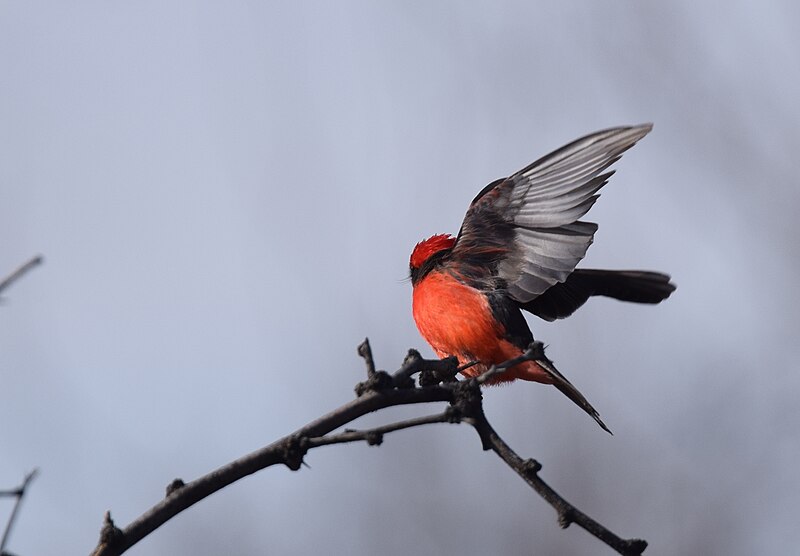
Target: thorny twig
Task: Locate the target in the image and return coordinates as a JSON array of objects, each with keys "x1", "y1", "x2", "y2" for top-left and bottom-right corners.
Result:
[{"x1": 89, "y1": 339, "x2": 647, "y2": 556}]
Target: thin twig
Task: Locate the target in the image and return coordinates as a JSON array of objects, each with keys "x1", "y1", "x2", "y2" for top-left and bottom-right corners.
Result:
[
  {"x1": 475, "y1": 342, "x2": 543, "y2": 384},
  {"x1": 1, "y1": 469, "x2": 39, "y2": 554},
  {"x1": 307, "y1": 411, "x2": 457, "y2": 448},
  {"x1": 89, "y1": 341, "x2": 646, "y2": 556},
  {"x1": 0, "y1": 255, "x2": 43, "y2": 297},
  {"x1": 357, "y1": 338, "x2": 376, "y2": 378},
  {"x1": 392, "y1": 349, "x2": 459, "y2": 386}
]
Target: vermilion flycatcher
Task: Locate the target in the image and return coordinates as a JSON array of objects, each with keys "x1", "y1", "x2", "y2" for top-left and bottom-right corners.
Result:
[{"x1": 409, "y1": 124, "x2": 674, "y2": 431}]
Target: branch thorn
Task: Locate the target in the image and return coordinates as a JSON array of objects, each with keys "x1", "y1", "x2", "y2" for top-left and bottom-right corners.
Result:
[
  {"x1": 98, "y1": 511, "x2": 124, "y2": 546},
  {"x1": 165, "y1": 479, "x2": 185, "y2": 497}
]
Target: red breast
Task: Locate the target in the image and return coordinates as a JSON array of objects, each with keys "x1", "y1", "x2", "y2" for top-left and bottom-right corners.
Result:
[{"x1": 412, "y1": 270, "x2": 553, "y2": 384}]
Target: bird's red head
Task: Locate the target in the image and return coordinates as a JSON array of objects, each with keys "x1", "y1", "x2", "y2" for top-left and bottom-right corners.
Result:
[{"x1": 410, "y1": 234, "x2": 456, "y2": 271}]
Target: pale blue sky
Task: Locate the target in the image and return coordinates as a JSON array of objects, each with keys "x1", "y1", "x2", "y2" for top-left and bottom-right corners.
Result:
[{"x1": 2, "y1": 2, "x2": 799, "y2": 554}]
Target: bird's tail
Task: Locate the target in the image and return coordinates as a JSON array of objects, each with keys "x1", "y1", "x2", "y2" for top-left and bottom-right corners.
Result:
[{"x1": 536, "y1": 357, "x2": 612, "y2": 434}]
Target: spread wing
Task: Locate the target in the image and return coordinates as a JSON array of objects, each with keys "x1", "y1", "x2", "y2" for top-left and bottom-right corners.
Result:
[{"x1": 449, "y1": 124, "x2": 652, "y2": 301}]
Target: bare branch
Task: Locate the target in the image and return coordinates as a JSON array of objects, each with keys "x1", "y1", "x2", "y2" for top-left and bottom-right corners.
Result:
[
  {"x1": 470, "y1": 411, "x2": 646, "y2": 555},
  {"x1": 89, "y1": 341, "x2": 647, "y2": 556},
  {"x1": 307, "y1": 410, "x2": 458, "y2": 448},
  {"x1": 0, "y1": 255, "x2": 43, "y2": 297},
  {"x1": 1, "y1": 469, "x2": 39, "y2": 554},
  {"x1": 90, "y1": 385, "x2": 454, "y2": 556},
  {"x1": 393, "y1": 349, "x2": 459, "y2": 387}
]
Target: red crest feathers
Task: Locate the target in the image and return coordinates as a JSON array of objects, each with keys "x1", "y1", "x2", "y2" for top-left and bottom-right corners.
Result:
[{"x1": 410, "y1": 234, "x2": 456, "y2": 269}]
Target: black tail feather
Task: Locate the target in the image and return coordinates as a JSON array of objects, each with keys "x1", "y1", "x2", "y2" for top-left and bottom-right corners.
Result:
[
  {"x1": 523, "y1": 269, "x2": 676, "y2": 322},
  {"x1": 536, "y1": 356, "x2": 612, "y2": 434}
]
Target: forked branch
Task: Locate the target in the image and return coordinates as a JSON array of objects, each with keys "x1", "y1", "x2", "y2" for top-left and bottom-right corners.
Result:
[{"x1": 90, "y1": 339, "x2": 646, "y2": 556}]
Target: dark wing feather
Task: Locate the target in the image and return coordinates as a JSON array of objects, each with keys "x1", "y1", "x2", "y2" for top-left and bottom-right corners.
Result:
[{"x1": 450, "y1": 124, "x2": 652, "y2": 300}]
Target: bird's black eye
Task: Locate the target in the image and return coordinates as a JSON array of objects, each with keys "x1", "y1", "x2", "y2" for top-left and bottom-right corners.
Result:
[
  {"x1": 410, "y1": 249, "x2": 452, "y2": 285},
  {"x1": 410, "y1": 265, "x2": 420, "y2": 285}
]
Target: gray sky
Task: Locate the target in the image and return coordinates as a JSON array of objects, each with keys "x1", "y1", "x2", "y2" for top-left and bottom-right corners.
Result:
[{"x1": 2, "y1": 2, "x2": 799, "y2": 555}]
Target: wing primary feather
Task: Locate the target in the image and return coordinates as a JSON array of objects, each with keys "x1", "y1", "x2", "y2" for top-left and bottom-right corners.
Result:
[
  {"x1": 448, "y1": 125, "x2": 651, "y2": 305},
  {"x1": 518, "y1": 124, "x2": 652, "y2": 178}
]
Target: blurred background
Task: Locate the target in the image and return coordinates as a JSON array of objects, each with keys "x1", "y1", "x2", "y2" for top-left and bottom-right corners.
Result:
[{"x1": 2, "y1": 2, "x2": 798, "y2": 554}]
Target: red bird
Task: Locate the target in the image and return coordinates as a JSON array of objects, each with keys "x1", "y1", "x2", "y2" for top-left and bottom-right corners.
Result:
[{"x1": 409, "y1": 124, "x2": 674, "y2": 432}]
